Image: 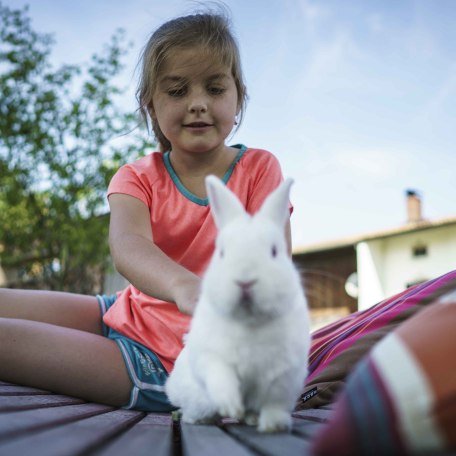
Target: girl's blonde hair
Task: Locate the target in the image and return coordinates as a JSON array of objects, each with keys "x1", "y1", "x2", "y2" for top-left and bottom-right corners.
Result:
[{"x1": 136, "y1": 11, "x2": 248, "y2": 152}]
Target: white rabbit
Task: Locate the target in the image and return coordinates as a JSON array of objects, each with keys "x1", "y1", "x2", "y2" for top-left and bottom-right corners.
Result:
[{"x1": 165, "y1": 176, "x2": 310, "y2": 433}]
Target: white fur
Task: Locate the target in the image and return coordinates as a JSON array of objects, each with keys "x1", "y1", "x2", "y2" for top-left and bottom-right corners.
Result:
[{"x1": 165, "y1": 176, "x2": 310, "y2": 433}]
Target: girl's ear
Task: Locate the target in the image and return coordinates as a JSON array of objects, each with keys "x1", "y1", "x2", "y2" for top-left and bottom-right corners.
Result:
[
  {"x1": 205, "y1": 175, "x2": 246, "y2": 230},
  {"x1": 257, "y1": 178, "x2": 293, "y2": 229}
]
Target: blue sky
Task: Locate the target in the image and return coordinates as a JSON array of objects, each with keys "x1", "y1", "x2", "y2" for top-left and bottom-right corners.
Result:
[{"x1": 5, "y1": 0, "x2": 456, "y2": 248}]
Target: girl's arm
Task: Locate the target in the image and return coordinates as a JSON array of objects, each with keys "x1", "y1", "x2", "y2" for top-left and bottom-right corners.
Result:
[{"x1": 108, "y1": 193, "x2": 200, "y2": 315}]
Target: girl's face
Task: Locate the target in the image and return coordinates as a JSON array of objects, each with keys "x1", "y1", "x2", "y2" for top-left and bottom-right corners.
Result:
[{"x1": 152, "y1": 47, "x2": 239, "y2": 155}]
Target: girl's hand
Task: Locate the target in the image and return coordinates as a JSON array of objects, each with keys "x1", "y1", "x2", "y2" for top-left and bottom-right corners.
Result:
[{"x1": 172, "y1": 275, "x2": 201, "y2": 315}]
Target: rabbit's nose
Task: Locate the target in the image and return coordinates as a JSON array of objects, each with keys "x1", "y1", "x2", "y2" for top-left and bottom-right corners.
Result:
[{"x1": 236, "y1": 279, "x2": 257, "y2": 291}]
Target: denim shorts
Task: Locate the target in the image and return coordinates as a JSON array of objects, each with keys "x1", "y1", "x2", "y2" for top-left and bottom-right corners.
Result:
[{"x1": 96, "y1": 294, "x2": 176, "y2": 413}]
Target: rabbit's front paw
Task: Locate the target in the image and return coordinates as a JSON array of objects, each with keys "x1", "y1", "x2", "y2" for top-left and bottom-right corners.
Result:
[
  {"x1": 216, "y1": 395, "x2": 244, "y2": 420},
  {"x1": 212, "y1": 387, "x2": 244, "y2": 420},
  {"x1": 258, "y1": 408, "x2": 291, "y2": 433},
  {"x1": 207, "y1": 376, "x2": 244, "y2": 420}
]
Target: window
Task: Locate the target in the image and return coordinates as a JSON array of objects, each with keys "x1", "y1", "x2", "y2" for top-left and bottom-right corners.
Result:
[{"x1": 412, "y1": 244, "x2": 427, "y2": 257}]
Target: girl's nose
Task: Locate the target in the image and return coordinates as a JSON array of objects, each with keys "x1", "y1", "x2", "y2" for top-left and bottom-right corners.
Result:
[
  {"x1": 188, "y1": 102, "x2": 207, "y2": 114},
  {"x1": 188, "y1": 89, "x2": 208, "y2": 114}
]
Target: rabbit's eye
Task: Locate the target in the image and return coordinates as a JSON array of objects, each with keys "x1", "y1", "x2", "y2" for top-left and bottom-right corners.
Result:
[
  {"x1": 220, "y1": 248, "x2": 224, "y2": 258},
  {"x1": 271, "y1": 245, "x2": 277, "y2": 257}
]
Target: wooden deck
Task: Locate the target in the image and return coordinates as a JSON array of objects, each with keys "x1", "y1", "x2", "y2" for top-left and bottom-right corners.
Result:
[{"x1": 0, "y1": 381, "x2": 330, "y2": 455}]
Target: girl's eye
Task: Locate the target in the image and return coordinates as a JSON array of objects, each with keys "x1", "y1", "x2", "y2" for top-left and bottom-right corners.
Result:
[
  {"x1": 271, "y1": 245, "x2": 277, "y2": 258},
  {"x1": 208, "y1": 86, "x2": 225, "y2": 96},
  {"x1": 167, "y1": 87, "x2": 186, "y2": 97}
]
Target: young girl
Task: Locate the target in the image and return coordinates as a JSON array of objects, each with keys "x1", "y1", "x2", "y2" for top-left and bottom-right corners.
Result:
[{"x1": 0, "y1": 11, "x2": 291, "y2": 412}]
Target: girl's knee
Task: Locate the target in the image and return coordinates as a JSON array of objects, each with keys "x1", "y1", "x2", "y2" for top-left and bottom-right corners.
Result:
[
  {"x1": 0, "y1": 287, "x2": 13, "y2": 303},
  {"x1": 0, "y1": 317, "x2": 23, "y2": 358},
  {"x1": 0, "y1": 288, "x2": 25, "y2": 316},
  {"x1": 0, "y1": 316, "x2": 23, "y2": 339}
]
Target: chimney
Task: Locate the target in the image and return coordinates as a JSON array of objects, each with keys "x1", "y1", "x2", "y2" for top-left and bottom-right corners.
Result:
[{"x1": 406, "y1": 189, "x2": 423, "y2": 223}]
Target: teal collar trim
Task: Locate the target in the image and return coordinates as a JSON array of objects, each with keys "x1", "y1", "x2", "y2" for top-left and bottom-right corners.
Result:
[{"x1": 163, "y1": 144, "x2": 247, "y2": 206}]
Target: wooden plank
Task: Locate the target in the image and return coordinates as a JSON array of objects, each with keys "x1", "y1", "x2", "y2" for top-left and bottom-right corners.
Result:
[
  {"x1": 0, "y1": 403, "x2": 113, "y2": 440},
  {"x1": 0, "y1": 385, "x2": 51, "y2": 396},
  {"x1": 0, "y1": 409, "x2": 144, "y2": 456},
  {"x1": 291, "y1": 418, "x2": 325, "y2": 439},
  {"x1": 0, "y1": 394, "x2": 84, "y2": 412},
  {"x1": 293, "y1": 408, "x2": 333, "y2": 422},
  {"x1": 181, "y1": 422, "x2": 255, "y2": 456},
  {"x1": 225, "y1": 424, "x2": 311, "y2": 456},
  {"x1": 93, "y1": 413, "x2": 173, "y2": 456}
]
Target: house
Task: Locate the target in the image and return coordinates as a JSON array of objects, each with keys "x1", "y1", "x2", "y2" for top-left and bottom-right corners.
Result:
[{"x1": 292, "y1": 190, "x2": 456, "y2": 328}]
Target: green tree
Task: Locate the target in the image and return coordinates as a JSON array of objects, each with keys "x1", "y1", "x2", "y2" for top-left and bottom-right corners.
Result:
[{"x1": 0, "y1": 2, "x2": 151, "y2": 292}]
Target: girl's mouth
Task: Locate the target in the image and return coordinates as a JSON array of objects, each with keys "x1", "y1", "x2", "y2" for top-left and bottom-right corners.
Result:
[{"x1": 184, "y1": 122, "x2": 213, "y2": 128}]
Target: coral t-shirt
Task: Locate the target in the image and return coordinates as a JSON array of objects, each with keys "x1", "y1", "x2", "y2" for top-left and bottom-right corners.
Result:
[{"x1": 104, "y1": 144, "x2": 288, "y2": 372}]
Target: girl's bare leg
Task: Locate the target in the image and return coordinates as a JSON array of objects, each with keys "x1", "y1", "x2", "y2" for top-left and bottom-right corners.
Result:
[
  {"x1": 0, "y1": 288, "x2": 104, "y2": 334},
  {"x1": 0, "y1": 289, "x2": 132, "y2": 405},
  {"x1": 0, "y1": 317, "x2": 132, "y2": 406}
]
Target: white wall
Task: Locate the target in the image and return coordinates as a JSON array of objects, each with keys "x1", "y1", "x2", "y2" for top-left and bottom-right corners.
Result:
[
  {"x1": 357, "y1": 224, "x2": 456, "y2": 310},
  {"x1": 356, "y1": 240, "x2": 385, "y2": 310},
  {"x1": 381, "y1": 225, "x2": 456, "y2": 296}
]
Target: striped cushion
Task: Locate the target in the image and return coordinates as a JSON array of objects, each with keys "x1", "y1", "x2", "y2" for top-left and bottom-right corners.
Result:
[
  {"x1": 296, "y1": 270, "x2": 456, "y2": 410},
  {"x1": 310, "y1": 289, "x2": 456, "y2": 455}
]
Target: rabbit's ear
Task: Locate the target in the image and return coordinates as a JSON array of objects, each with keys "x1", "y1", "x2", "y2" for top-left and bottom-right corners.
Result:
[
  {"x1": 257, "y1": 178, "x2": 293, "y2": 228},
  {"x1": 205, "y1": 175, "x2": 246, "y2": 230}
]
